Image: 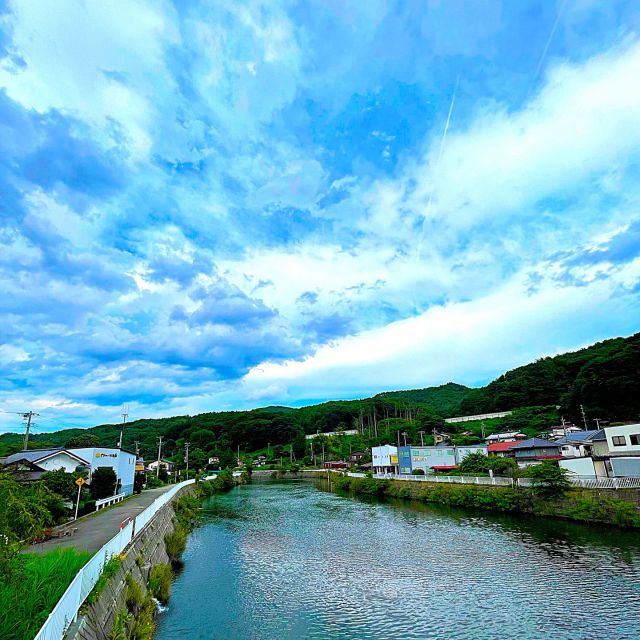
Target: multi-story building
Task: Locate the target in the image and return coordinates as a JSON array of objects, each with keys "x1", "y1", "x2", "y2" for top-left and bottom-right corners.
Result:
[
  {"x1": 397, "y1": 444, "x2": 488, "y2": 474},
  {"x1": 371, "y1": 445, "x2": 398, "y2": 474},
  {"x1": 509, "y1": 438, "x2": 561, "y2": 468}
]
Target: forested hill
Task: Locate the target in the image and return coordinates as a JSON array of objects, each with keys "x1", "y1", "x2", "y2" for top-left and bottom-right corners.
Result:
[
  {"x1": 376, "y1": 383, "x2": 471, "y2": 417},
  {"x1": 0, "y1": 332, "x2": 638, "y2": 463},
  {"x1": 458, "y1": 332, "x2": 640, "y2": 419}
]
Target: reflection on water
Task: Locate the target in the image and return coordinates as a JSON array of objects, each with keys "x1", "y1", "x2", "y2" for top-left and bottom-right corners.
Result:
[{"x1": 154, "y1": 480, "x2": 640, "y2": 640}]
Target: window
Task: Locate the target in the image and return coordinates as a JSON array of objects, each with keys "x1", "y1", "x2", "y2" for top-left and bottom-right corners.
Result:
[
  {"x1": 612, "y1": 436, "x2": 626, "y2": 447},
  {"x1": 630, "y1": 435, "x2": 640, "y2": 446}
]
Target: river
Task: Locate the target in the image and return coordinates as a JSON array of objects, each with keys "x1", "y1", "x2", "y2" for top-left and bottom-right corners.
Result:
[{"x1": 154, "y1": 480, "x2": 640, "y2": 639}]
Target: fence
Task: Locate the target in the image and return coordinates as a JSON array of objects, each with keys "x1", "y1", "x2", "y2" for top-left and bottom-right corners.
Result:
[
  {"x1": 342, "y1": 471, "x2": 640, "y2": 490},
  {"x1": 33, "y1": 479, "x2": 195, "y2": 640}
]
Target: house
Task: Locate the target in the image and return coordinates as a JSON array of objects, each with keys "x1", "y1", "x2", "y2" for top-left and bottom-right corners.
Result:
[
  {"x1": 323, "y1": 461, "x2": 348, "y2": 469},
  {"x1": 397, "y1": 444, "x2": 488, "y2": 474},
  {"x1": 147, "y1": 459, "x2": 175, "y2": 474},
  {"x1": 509, "y1": 438, "x2": 561, "y2": 468},
  {"x1": 485, "y1": 432, "x2": 526, "y2": 444},
  {"x1": 349, "y1": 451, "x2": 365, "y2": 464},
  {"x1": 252, "y1": 455, "x2": 267, "y2": 467},
  {"x1": 208, "y1": 456, "x2": 220, "y2": 466},
  {"x1": 548, "y1": 424, "x2": 582, "y2": 440},
  {"x1": 3, "y1": 448, "x2": 90, "y2": 474},
  {"x1": 487, "y1": 441, "x2": 518, "y2": 458},
  {"x1": 371, "y1": 445, "x2": 398, "y2": 474},
  {"x1": 2, "y1": 458, "x2": 48, "y2": 481},
  {"x1": 556, "y1": 430, "x2": 602, "y2": 458},
  {"x1": 604, "y1": 424, "x2": 640, "y2": 454}
]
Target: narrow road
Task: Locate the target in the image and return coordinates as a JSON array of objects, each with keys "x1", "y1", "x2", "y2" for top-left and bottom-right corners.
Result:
[{"x1": 27, "y1": 486, "x2": 175, "y2": 555}]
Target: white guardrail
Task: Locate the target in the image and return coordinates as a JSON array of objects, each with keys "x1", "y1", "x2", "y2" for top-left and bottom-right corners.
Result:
[
  {"x1": 341, "y1": 471, "x2": 640, "y2": 490},
  {"x1": 33, "y1": 479, "x2": 196, "y2": 640}
]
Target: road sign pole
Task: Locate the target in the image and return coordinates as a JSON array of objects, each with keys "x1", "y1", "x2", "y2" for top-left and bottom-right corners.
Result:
[
  {"x1": 74, "y1": 476, "x2": 85, "y2": 521},
  {"x1": 74, "y1": 483, "x2": 82, "y2": 520}
]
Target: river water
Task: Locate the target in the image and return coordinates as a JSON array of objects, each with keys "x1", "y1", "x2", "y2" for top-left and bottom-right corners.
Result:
[{"x1": 155, "y1": 480, "x2": 640, "y2": 639}]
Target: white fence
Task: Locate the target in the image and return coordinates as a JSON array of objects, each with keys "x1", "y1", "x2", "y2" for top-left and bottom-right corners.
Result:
[
  {"x1": 33, "y1": 479, "x2": 195, "y2": 640},
  {"x1": 342, "y1": 471, "x2": 640, "y2": 490}
]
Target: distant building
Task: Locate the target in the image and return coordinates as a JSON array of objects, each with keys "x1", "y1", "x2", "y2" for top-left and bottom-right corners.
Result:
[
  {"x1": 445, "y1": 411, "x2": 513, "y2": 424},
  {"x1": 556, "y1": 430, "x2": 603, "y2": 458},
  {"x1": 305, "y1": 430, "x2": 359, "y2": 440},
  {"x1": 397, "y1": 444, "x2": 488, "y2": 474},
  {"x1": 3, "y1": 448, "x2": 89, "y2": 474},
  {"x1": 485, "y1": 432, "x2": 527, "y2": 444},
  {"x1": 323, "y1": 461, "x2": 348, "y2": 469},
  {"x1": 509, "y1": 438, "x2": 561, "y2": 467},
  {"x1": 547, "y1": 424, "x2": 582, "y2": 440},
  {"x1": 371, "y1": 445, "x2": 398, "y2": 474},
  {"x1": 487, "y1": 442, "x2": 518, "y2": 457},
  {"x1": 349, "y1": 452, "x2": 366, "y2": 464},
  {"x1": 208, "y1": 456, "x2": 220, "y2": 466},
  {"x1": 252, "y1": 455, "x2": 267, "y2": 467},
  {"x1": 147, "y1": 459, "x2": 175, "y2": 474}
]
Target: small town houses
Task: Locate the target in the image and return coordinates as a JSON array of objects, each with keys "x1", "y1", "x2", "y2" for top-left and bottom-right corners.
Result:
[{"x1": 369, "y1": 423, "x2": 640, "y2": 479}]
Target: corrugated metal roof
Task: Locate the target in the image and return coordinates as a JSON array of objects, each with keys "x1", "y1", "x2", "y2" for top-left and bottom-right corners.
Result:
[
  {"x1": 510, "y1": 438, "x2": 558, "y2": 449},
  {"x1": 4, "y1": 448, "x2": 89, "y2": 466}
]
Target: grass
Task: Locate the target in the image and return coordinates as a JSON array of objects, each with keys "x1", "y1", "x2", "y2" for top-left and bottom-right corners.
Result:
[{"x1": 0, "y1": 547, "x2": 92, "y2": 640}]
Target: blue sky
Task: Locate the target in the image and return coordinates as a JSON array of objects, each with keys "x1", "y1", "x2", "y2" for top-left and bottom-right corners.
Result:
[{"x1": 1, "y1": 0, "x2": 640, "y2": 433}]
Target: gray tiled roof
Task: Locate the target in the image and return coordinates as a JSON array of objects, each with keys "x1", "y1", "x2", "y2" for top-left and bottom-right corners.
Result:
[
  {"x1": 510, "y1": 438, "x2": 558, "y2": 449},
  {"x1": 555, "y1": 430, "x2": 601, "y2": 444},
  {"x1": 3, "y1": 448, "x2": 89, "y2": 465}
]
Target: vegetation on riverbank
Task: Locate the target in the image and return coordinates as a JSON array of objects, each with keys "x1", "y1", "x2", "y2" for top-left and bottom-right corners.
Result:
[
  {"x1": 0, "y1": 547, "x2": 92, "y2": 640},
  {"x1": 333, "y1": 474, "x2": 640, "y2": 528}
]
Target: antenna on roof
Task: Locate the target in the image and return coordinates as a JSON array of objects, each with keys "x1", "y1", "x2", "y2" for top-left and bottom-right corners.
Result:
[{"x1": 118, "y1": 404, "x2": 129, "y2": 449}]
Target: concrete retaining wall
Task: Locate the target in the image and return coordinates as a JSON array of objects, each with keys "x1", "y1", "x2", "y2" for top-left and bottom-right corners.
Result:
[{"x1": 65, "y1": 485, "x2": 195, "y2": 640}]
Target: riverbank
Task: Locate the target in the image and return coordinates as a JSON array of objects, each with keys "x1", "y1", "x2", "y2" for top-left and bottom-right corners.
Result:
[
  {"x1": 332, "y1": 474, "x2": 640, "y2": 528},
  {"x1": 154, "y1": 481, "x2": 640, "y2": 640},
  {"x1": 67, "y1": 472, "x2": 238, "y2": 640}
]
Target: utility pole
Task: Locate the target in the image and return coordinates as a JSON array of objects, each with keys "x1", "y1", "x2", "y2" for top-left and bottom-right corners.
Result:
[
  {"x1": 21, "y1": 411, "x2": 39, "y2": 450},
  {"x1": 185, "y1": 441, "x2": 190, "y2": 477},
  {"x1": 561, "y1": 416, "x2": 567, "y2": 438},
  {"x1": 118, "y1": 404, "x2": 129, "y2": 449},
  {"x1": 418, "y1": 431, "x2": 425, "y2": 446},
  {"x1": 133, "y1": 440, "x2": 140, "y2": 457},
  {"x1": 156, "y1": 436, "x2": 164, "y2": 477},
  {"x1": 594, "y1": 418, "x2": 601, "y2": 429},
  {"x1": 402, "y1": 431, "x2": 408, "y2": 447},
  {"x1": 580, "y1": 404, "x2": 588, "y2": 430},
  {"x1": 480, "y1": 422, "x2": 486, "y2": 440}
]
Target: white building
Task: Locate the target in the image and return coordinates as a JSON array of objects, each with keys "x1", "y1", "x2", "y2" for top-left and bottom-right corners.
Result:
[
  {"x1": 3, "y1": 448, "x2": 89, "y2": 474},
  {"x1": 70, "y1": 447, "x2": 137, "y2": 496},
  {"x1": 605, "y1": 424, "x2": 640, "y2": 454},
  {"x1": 305, "y1": 429, "x2": 359, "y2": 439},
  {"x1": 485, "y1": 432, "x2": 526, "y2": 444},
  {"x1": 371, "y1": 445, "x2": 398, "y2": 474}
]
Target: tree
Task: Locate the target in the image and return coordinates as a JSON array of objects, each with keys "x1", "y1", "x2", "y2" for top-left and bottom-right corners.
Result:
[
  {"x1": 90, "y1": 467, "x2": 117, "y2": 500},
  {"x1": 525, "y1": 461, "x2": 571, "y2": 498},
  {"x1": 41, "y1": 468, "x2": 85, "y2": 500},
  {"x1": 189, "y1": 448, "x2": 207, "y2": 471},
  {"x1": 487, "y1": 457, "x2": 518, "y2": 476},
  {"x1": 66, "y1": 433, "x2": 100, "y2": 448},
  {"x1": 458, "y1": 452, "x2": 490, "y2": 474}
]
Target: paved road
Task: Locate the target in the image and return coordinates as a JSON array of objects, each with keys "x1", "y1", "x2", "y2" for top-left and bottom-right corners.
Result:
[{"x1": 27, "y1": 486, "x2": 174, "y2": 555}]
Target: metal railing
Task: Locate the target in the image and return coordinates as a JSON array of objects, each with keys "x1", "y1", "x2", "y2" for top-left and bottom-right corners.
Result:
[
  {"x1": 33, "y1": 479, "x2": 195, "y2": 640},
  {"x1": 95, "y1": 493, "x2": 126, "y2": 510},
  {"x1": 343, "y1": 471, "x2": 640, "y2": 490}
]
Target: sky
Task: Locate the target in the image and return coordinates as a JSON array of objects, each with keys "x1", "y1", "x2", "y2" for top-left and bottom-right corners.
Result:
[{"x1": 1, "y1": 0, "x2": 640, "y2": 434}]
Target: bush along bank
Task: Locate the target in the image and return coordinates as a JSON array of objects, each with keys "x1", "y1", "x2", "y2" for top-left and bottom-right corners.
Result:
[{"x1": 332, "y1": 474, "x2": 640, "y2": 528}]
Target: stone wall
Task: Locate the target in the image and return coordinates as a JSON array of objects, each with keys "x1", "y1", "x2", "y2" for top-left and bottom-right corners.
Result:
[{"x1": 66, "y1": 485, "x2": 195, "y2": 640}]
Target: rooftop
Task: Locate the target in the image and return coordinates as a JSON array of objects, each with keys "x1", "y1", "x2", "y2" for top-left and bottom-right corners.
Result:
[{"x1": 510, "y1": 438, "x2": 558, "y2": 450}]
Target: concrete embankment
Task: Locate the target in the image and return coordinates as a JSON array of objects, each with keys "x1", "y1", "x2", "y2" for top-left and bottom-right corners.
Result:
[{"x1": 66, "y1": 484, "x2": 196, "y2": 640}]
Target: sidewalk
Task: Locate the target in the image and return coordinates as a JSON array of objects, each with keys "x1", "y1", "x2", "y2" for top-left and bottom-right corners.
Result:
[{"x1": 27, "y1": 485, "x2": 175, "y2": 555}]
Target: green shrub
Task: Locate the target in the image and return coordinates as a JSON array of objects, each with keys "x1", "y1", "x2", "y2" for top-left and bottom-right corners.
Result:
[
  {"x1": 125, "y1": 575, "x2": 145, "y2": 613},
  {"x1": 0, "y1": 548, "x2": 91, "y2": 640},
  {"x1": 87, "y1": 555, "x2": 121, "y2": 604},
  {"x1": 149, "y1": 563, "x2": 173, "y2": 603},
  {"x1": 165, "y1": 528, "x2": 187, "y2": 563}
]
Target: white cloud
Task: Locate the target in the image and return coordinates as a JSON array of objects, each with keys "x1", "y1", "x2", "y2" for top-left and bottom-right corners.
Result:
[{"x1": 240, "y1": 263, "x2": 640, "y2": 402}]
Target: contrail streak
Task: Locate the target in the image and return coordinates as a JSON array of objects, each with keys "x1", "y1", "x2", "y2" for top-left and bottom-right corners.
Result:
[{"x1": 415, "y1": 75, "x2": 459, "y2": 262}]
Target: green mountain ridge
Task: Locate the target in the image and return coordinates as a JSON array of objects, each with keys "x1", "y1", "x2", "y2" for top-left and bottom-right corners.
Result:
[{"x1": 1, "y1": 332, "x2": 638, "y2": 463}]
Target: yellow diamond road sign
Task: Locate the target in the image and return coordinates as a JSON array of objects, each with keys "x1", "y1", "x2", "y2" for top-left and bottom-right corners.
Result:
[{"x1": 75, "y1": 477, "x2": 86, "y2": 487}]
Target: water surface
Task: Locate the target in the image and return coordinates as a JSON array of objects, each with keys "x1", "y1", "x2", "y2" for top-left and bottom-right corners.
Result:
[{"x1": 155, "y1": 481, "x2": 640, "y2": 639}]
